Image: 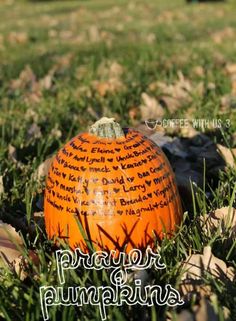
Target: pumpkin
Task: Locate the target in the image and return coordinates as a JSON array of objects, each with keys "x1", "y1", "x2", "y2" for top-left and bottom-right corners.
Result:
[{"x1": 44, "y1": 117, "x2": 183, "y2": 252}]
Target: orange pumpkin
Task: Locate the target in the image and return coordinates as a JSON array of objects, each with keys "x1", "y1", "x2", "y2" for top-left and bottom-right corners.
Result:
[{"x1": 44, "y1": 118, "x2": 182, "y2": 252}]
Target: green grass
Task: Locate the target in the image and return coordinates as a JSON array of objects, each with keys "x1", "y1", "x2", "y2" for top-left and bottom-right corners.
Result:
[{"x1": 0, "y1": 0, "x2": 236, "y2": 320}]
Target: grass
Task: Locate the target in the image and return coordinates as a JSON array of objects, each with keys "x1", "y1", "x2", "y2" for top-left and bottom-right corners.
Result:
[{"x1": 0, "y1": 0, "x2": 236, "y2": 320}]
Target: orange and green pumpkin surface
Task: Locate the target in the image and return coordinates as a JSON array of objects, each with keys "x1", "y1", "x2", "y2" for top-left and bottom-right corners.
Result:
[{"x1": 44, "y1": 118, "x2": 183, "y2": 252}]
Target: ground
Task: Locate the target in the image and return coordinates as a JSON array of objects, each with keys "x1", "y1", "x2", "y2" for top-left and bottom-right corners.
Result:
[{"x1": 0, "y1": 0, "x2": 236, "y2": 320}]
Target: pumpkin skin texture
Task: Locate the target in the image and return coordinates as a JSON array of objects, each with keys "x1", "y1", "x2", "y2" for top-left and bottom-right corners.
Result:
[{"x1": 44, "y1": 120, "x2": 183, "y2": 253}]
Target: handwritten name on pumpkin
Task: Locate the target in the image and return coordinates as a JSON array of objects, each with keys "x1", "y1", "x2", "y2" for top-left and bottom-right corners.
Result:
[{"x1": 45, "y1": 136, "x2": 178, "y2": 217}]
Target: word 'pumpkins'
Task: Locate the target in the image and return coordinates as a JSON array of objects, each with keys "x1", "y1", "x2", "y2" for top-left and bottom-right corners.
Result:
[{"x1": 44, "y1": 118, "x2": 183, "y2": 252}]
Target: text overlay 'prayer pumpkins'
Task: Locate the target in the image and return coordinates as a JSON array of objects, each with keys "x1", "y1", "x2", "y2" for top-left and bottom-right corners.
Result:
[{"x1": 44, "y1": 118, "x2": 183, "y2": 252}]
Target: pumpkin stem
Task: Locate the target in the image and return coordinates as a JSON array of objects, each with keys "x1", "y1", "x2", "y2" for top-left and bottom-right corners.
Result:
[{"x1": 89, "y1": 117, "x2": 125, "y2": 138}]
